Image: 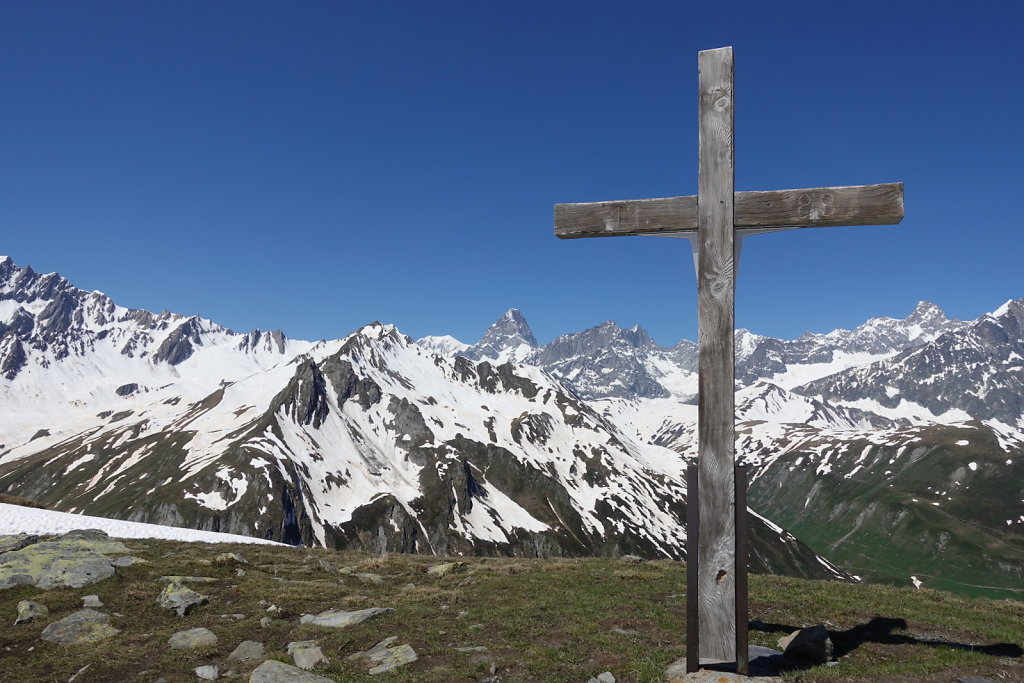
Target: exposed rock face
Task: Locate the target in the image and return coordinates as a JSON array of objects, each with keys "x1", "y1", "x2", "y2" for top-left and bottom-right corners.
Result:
[
  {"x1": 462, "y1": 308, "x2": 538, "y2": 363},
  {"x1": 41, "y1": 608, "x2": 120, "y2": 645}
]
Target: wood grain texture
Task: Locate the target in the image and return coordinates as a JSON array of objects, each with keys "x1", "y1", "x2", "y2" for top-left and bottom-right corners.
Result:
[
  {"x1": 553, "y1": 182, "x2": 903, "y2": 238},
  {"x1": 696, "y1": 45, "x2": 736, "y2": 664},
  {"x1": 686, "y1": 465, "x2": 700, "y2": 673}
]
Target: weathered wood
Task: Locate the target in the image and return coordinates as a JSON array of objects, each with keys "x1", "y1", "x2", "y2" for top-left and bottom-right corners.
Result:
[
  {"x1": 696, "y1": 45, "x2": 736, "y2": 665},
  {"x1": 550, "y1": 45, "x2": 903, "y2": 672},
  {"x1": 735, "y1": 465, "x2": 749, "y2": 676},
  {"x1": 554, "y1": 182, "x2": 904, "y2": 239},
  {"x1": 686, "y1": 465, "x2": 700, "y2": 673}
]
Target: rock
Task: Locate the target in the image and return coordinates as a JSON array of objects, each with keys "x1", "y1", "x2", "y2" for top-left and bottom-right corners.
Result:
[
  {"x1": 159, "y1": 575, "x2": 216, "y2": 584},
  {"x1": 0, "y1": 534, "x2": 39, "y2": 554},
  {"x1": 299, "y1": 607, "x2": 394, "y2": 628},
  {"x1": 353, "y1": 571, "x2": 384, "y2": 583},
  {"x1": 366, "y1": 643, "x2": 417, "y2": 674},
  {"x1": 82, "y1": 594, "x2": 103, "y2": 607},
  {"x1": 169, "y1": 627, "x2": 218, "y2": 649},
  {"x1": 287, "y1": 640, "x2": 329, "y2": 670},
  {"x1": 620, "y1": 555, "x2": 644, "y2": 563},
  {"x1": 778, "y1": 625, "x2": 833, "y2": 664},
  {"x1": 454, "y1": 646, "x2": 487, "y2": 652},
  {"x1": 317, "y1": 558, "x2": 339, "y2": 574},
  {"x1": 228, "y1": 640, "x2": 265, "y2": 662},
  {"x1": 589, "y1": 673, "x2": 615, "y2": 683},
  {"x1": 259, "y1": 617, "x2": 272, "y2": 627},
  {"x1": 112, "y1": 556, "x2": 146, "y2": 567},
  {"x1": 14, "y1": 599, "x2": 48, "y2": 625},
  {"x1": 348, "y1": 636, "x2": 399, "y2": 660},
  {"x1": 41, "y1": 608, "x2": 120, "y2": 645},
  {"x1": 158, "y1": 580, "x2": 210, "y2": 617},
  {"x1": 0, "y1": 533, "x2": 130, "y2": 590},
  {"x1": 236, "y1": 568, "x2": 246, "y2": 577},
  {"x1": 195, "y1": 665, "x2": 220, "y2": 680},
  {"x1": 219, "y1": 613, "x2": 246, "y2": 620},
  {"x1": 249, "y1": 660, "x2": 335, "y2": 682},
  {"x1": 215, "y1": 552, "x2": 248, "y2": 565},
  {"x1": 426, "y1": 561, "x2": 466, "y2": 576}
]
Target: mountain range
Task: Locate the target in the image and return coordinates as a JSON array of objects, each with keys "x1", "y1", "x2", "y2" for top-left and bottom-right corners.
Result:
[{"x1": 1, "y1": 254, "x2": 1021, "y2": 597}]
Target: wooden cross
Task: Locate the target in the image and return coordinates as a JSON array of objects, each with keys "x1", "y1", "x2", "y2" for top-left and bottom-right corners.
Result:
[{"x1": 553, "y1": 46, "x2": 903, "y2": 672}]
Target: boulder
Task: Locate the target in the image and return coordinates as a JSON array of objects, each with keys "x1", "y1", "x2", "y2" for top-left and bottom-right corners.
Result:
[
  {"x1": 169, "y1": 627, "x2": 218, "y2": 649},
  {"x1": 366, "y1": 643, "x2": 417, "y2": 674},
  {"x1": 347, "y1": 636, "x2": 399, "y2": 660},
  {"x1": 778, "y1": 625, "x2": 833, "y2": 664},
  {"x1": 425, "y1": 561, "x2": 466, "y2": 576},
  {"x1": 195, "y1": 665, "x2": 220, "y2": 680},
  {"x1": 228, "y1": 640, "x2": 265, "y2": 662},
  {"x1": 0, "y1": 532, "x2": 129, "y2": 590},
  {"x1": 14, "y1": 600, "x2": 48, "y2": 625},
  {"x1": 588, "y1": 673, "x2": 615, "y2": 683},
  {"x1": 0, "y1": 534, "x2": 39, "y2": 554},
  {"x1": 214, "y1": 552, "x2": 248, "y2": 565},
  {"x1": 299, "y1": 607, "x2": 393, "y2": 628},
  {"x1": 41, "y1": 609, "x2": 120, "y2": 645},
  {"x1": 158, "y1": 581, "x2": 209, "y2": 617},
  {"x1": 112, "y1": 556, "x2": 147, "y2": 567},
  {"x1": 249, "y1": 660, "x2": 335, "y2": 682},
  {"x1": 287, "y1": 640, "x2": 328, "y2": 670},
  {"x1": 82, "y1": 595, "x2": 103, "y2": 607}
]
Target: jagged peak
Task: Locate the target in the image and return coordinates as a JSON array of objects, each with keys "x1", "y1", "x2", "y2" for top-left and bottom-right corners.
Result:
[
  {"x1": 989, "y1": 297, "x2": 1023, "y2": 320},
  {"x1": 906, "y1": 300, "x2": 947, "y2": 322}
]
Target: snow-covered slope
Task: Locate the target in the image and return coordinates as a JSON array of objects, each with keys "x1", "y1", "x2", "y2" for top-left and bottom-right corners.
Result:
[{"x1": 0, "y1": 502, "x2": 283, "y2": 544}]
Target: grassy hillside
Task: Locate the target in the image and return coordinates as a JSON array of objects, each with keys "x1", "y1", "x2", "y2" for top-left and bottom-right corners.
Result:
[{"x1": 1, "y1": 537, "x2": 1021, "y2": 682}]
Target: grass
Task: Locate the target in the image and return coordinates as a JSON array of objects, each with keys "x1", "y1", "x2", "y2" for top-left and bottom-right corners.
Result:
[{"x1": 1, "y1": 538, "x2": 1021, "y2": 682}]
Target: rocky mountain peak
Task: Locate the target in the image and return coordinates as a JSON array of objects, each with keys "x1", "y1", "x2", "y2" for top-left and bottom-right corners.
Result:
[{"x1": 463, "y1": 308, "x2": 538, "y2": 363}]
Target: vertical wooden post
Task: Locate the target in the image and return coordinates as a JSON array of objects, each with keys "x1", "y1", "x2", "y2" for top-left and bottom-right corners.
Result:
[
  {"x1": 735, "y1": 465, "x2": 749, "y2": 675},
  {"x1": 696, "y1": 45, "x2": 736, "y2": 664},
  {"x1": 686, "y1": 465, "x2": 700, "y2": 673}
]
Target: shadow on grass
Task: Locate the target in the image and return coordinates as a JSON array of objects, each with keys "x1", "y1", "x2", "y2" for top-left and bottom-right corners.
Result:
[{"x1": 752, "y1": 616, "x2": 1024, "y2": 662}]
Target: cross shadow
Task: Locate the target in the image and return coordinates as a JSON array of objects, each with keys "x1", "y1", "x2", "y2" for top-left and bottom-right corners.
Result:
[{"x1": 750, "y1": 616, "x2": 1024, "y2": 668}]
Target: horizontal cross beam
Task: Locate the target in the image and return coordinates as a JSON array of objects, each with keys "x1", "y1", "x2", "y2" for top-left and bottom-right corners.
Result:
[{"x1": 554, "y1": 182, "x2": 903, "y2": 239}]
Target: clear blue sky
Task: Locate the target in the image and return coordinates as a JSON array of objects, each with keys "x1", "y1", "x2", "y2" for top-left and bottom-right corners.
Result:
[{"x1": 1, "y1": 2, "x2": 1021, "y2": 346}]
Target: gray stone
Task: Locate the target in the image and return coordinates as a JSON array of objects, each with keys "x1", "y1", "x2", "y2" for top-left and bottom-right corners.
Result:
[
  {"x1": 228, "y1": 640, "x2": 265, "y2": 662},
  {"x1": 113, "y1": 556, "x2": 147, "y2": 567},
  {"x1": 0, "y1": 534, "x2": 39, "y2": 554},
  {"x1": 778, "y1": 625, "x2": 833, "y2": 664},
  {"x1": 158, "y1": 575, "x2": 216, "y2": 584},
  {"x1": 454, "y1": 646, "x2": 487, "y2": 652},
  {"x1": 249, "y1": 660, "x2": 335, "y2": 683},
  {"x1": 588, "y1": 673, "x2": 615, "y2": 683},
  {"x1": 82, "y1": 594, "x2": 103, "y2": 607},
  {"x1": 426, "y1": 561, "x2": 466, "y2": 576},
  {"x1": 41, "y1": 608, "x2": 120, "y2": 645},
  {"x1": 14, "y1": 599, "x2": 48, "y2": 625},
  {"x1": 299, "y1": 607, "x2": 393, "y2": 628},
  {"x1": 195, "y1": 665, "x2": 220, "y2": 680},
  {"x1": 157, "y1": 581, "x2": 209, "y2": 617},
  {"x1": 348, "y1": 636, "x2": 399, "y2": 660},
  {"x1": 169, "y1": 627, "x2": 218, "y2": 649},
  {"x1": 259, "y1": 616, "x2": 272, "y2": 627},
  {"x1": 0, "y1": 534, "x2": 129, "y2": 590},
  {"x1": 317, "y1": 558, "x2": 339, "y2": 574},
  {"x1": 366, "y1": 643, "x2": 417, "y2": 674},
  {"x1": 958, "y1": 678, "x2": 997, "y2": 683},
  {"x1": 215, "y1": 552, "x2": 248, "y2": 565},
  {"x1": 287, "y1": 640, "x2": 329, "y2": 670},
  {"x1": 219, "y1": 613, "x2": 246, "y2": 620},
  {"x1": 236, "y1": 567, "x2": 246, "y2": 577},
  {"x1": 620, "y1": 555, "x2": 644, "y2": 563}
]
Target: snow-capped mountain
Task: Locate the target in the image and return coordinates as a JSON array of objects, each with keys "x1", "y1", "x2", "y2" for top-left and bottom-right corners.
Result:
[
  {"x1": 461, "y1": 308, "x2": 538, "y2": 364},
  {"x1": 796, "y1": 299, "x2": 1024, "y2": 427},
  {"x1": 0, "y1": 256, "x2": 845, "y2": 579}
]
